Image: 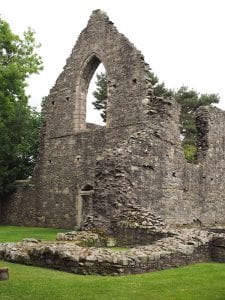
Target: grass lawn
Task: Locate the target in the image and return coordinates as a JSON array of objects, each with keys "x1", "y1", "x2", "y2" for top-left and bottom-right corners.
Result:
[
  {"x1": 1, "y1": 226, "x2": 225, "y2": 299},
  {"x1": 0, "y1": 262, "x2": 225, "y2": 300},
  {"x1": 0, "y1": 225, "x2": 68, "y2": 242}
]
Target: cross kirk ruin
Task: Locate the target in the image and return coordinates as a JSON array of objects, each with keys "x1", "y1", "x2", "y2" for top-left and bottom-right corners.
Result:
[
  {"x1": 1, "y1": 9, "x2": 225, "y2": 276},
  {"x1": 2, "y1": 10, "x2": 225, "y2": 231}
]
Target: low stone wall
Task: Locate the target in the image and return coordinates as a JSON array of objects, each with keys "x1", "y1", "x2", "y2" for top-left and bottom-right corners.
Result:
[{"x1": 1, "y1": 229, "x2": 224, "y2": 275}]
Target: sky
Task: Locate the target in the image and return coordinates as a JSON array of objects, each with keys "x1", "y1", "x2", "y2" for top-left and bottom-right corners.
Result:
[{"x1": 1, "y1": 0, "x2": 225, "y2": 123}]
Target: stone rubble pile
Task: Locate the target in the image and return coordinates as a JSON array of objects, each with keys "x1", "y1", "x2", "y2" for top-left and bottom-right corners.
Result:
[
  {"x1": 56, "y1": 231, "x2": 102, "y2": 247},
  {"x1": 113, "y1": 204, "x2": 165, "y2": 229}
]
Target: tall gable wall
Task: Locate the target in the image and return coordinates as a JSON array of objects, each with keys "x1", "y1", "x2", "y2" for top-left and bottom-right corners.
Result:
[{"x1": 1, "y1": 11, "x2": 225, "y2": 230}]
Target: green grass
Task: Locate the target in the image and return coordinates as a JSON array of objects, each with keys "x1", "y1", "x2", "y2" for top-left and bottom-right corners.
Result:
[
  {"x1": 1, "y1": 226, "x2": 225, "y2": 299},
  {"x1": 0, "y1": 262, "x2": 225, "y2": 299},
  {"x1": 0, "y1": 226, "x2": 68, "y2": 242}
]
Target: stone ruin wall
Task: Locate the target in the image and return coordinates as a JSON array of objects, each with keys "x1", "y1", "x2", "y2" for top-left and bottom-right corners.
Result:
[
  {"x1": 1, "y1": 10, "x2": 225, "y2": 230},
  {"x1": 1, "y1": 229, "x2": 225, "y2": 275},
  {"x1": 195, "y1": 107, "x2": 225, "y2": 223}
]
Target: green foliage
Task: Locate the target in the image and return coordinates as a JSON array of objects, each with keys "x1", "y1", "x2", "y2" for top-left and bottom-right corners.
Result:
[
  {"x1": 143, "y1": 72, "x2": 219, "y2": 148},
  {"x1": 92, "y1": 72, "x2": 107, "y2": 122},
  {"x1": 183, "y1": 144, "x2": 197, "y2": 163},
  {"x1": 147, "y1": 71, "x2": 173, "y2": 98},
  {"x1": 0, "y1": 226, "x2": 68, "y2": 242},
  {"x1": 174, "y1": 86, "x2": 219, "y2": 146},
  {"x1": 0, "y1": 18, "x2": 43, "y2": 198},
  {"x1": 1, "y1": 262, "x2": 225, "y2": 299}
]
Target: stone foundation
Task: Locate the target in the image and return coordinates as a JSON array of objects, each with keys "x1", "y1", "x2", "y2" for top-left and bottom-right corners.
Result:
[{"x1": 1, "y1": 229, "x2": 225, "y2": 276}]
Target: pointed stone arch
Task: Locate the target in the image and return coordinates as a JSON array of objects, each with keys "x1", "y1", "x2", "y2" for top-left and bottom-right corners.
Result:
[
  {"x1": 45, "y1": 9, "x2": 151, "y2": 138},
  {"x1": 75, "y1": 53, "x2": 107, "y2": 131}
]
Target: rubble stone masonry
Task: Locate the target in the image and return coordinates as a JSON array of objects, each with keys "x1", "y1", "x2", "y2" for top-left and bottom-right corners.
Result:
[{"x1": 2, "y1": 10, "x2": 225, "y2": 231}]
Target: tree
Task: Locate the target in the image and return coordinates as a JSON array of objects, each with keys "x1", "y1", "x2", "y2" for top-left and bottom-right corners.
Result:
[
  {"x1": 146, "y1": 72, "x2": 219, "y2": 147},
  {"x1": 92, "y1": 72, "x2": 107, "y2": 122},
  {"x1": 0, "y1": 18, "x2": 43, "y2": 198},
  {"x1": 175, "y1": 86, "x2": 219, "y2": 146},
  {"x1": 92, "y1": 71, "x2": 219, "y2": 162},
  {"x1": 147, "y1": 71, "x2": 173, "y2": 98}
]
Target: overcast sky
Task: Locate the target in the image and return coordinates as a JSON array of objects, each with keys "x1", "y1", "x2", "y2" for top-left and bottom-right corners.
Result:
[{"x1": 1, "y1": 0, "x2": 225, "y2": 123}]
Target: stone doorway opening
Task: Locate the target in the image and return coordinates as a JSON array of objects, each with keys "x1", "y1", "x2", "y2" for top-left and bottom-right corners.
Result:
[{"x1": 76, "y1": 184, "x2": 94, "y2": 229}]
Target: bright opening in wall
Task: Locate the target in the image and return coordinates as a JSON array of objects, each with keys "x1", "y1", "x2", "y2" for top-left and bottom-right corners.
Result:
[{"x1": 86, "y1": 63, "x2": 106, "y2": 126}]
